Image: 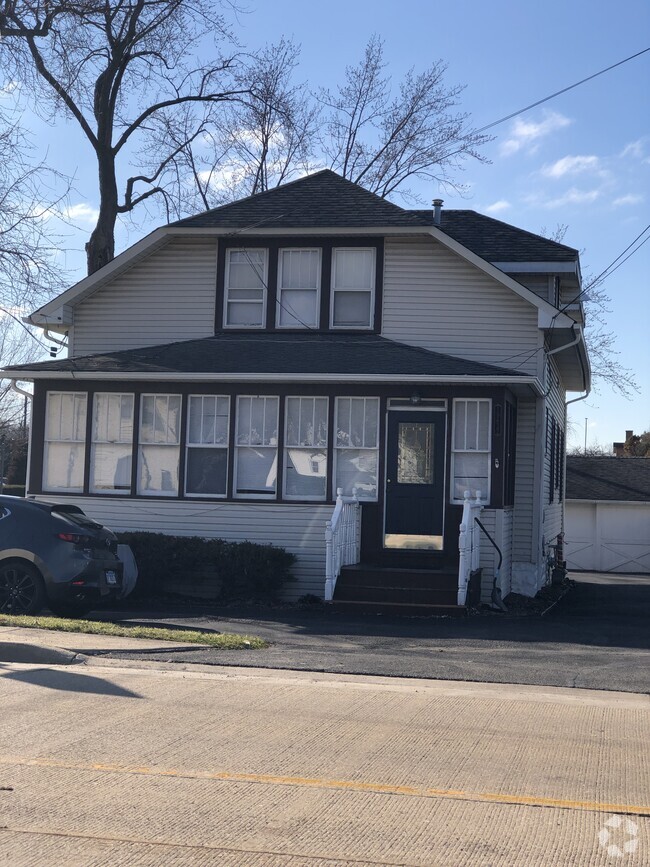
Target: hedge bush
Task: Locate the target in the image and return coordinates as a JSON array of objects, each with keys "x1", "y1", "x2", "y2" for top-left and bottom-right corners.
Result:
[{"x1": 116, "y1": 531, "x2": 295, "y2": 604}]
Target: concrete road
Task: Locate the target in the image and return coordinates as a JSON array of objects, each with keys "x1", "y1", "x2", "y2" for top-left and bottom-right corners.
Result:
[{"x1": 1, "y1": 661, "x2": 648, "y2": 865}]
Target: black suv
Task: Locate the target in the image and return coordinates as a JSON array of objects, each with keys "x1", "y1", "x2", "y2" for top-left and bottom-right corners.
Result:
[{"x1": 0, "y1": 496, "x2": 127, "y2": 616}]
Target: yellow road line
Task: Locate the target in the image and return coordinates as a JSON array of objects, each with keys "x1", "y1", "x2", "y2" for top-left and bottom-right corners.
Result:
[{"x1": 2, "y1": 755, "x2": 649, "y2": 817}]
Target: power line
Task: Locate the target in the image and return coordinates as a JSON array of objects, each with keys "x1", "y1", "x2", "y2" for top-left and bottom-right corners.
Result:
[
  {"x1": 0, "y1": 306, "x2": 51, "y2": 351},
  {"x1": 474, "y1": 47, "x2": 650, "y2": 136}
]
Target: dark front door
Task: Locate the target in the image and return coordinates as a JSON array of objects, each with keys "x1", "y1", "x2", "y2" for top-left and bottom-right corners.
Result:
[{"x1": 384, "y1": 411, "x2": 446, "y2": 551}]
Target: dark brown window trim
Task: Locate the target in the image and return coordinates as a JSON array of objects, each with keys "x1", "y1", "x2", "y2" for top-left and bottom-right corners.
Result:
[
  {"x1": 215, "y1": 236, "x2": 384, "y2": 334},
  {"x1": 30, "y1": 381, "x2": 514, "y2": 510}
]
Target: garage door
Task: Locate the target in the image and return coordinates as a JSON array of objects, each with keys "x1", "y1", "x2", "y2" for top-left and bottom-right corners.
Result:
[{"x1": 565, "y1": 501, "x2": 650, "y2": 573}]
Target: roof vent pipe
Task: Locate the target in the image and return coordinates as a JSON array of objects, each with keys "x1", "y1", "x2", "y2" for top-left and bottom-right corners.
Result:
[{"x1": 432, "y1": 199, "x2": 444, "y2": 225}]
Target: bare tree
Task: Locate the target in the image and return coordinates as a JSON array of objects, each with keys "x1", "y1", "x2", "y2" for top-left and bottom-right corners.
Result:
[
  {"x1": 0, "y1": 0, "x2": 246, "y2": 274},
  {"x1": 541, "y1": 224, "x2": 639, "y2": 399},
  {"x1": 154, "y1": 37, "x2": 320, "y2": 209},
  {"x1": 319, "y1": 35, "x2": 490, "y2": 202}
]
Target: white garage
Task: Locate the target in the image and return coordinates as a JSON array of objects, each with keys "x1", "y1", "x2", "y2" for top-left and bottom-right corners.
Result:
[{"x1": 564, "y1": 456, "x2": 650, "y2": 574}]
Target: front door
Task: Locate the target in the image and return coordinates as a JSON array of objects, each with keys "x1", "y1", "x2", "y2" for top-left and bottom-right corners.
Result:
[{"x1": 384, "y1": 411, "x2": 446, "y2": 550}]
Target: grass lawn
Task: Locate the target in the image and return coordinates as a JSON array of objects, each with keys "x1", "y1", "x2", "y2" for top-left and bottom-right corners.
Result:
[{"x1": 0, "y1": 613, "x2": 267, "y2": 649}]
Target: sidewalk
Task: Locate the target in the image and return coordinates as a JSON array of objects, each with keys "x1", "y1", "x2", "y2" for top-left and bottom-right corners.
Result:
[{"x1": 0, "y1": 625, "x2": 200, "y2": 665}]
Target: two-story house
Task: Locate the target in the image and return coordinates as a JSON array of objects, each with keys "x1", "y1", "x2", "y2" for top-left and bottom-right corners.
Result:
[{"x1": 4, "y1": 170, "x2": 590, "y2": 613}]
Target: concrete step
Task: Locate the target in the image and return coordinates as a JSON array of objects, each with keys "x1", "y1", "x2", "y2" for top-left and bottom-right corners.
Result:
[
  {"x1": 331, "y1": 600, "x2": 467, "y2": 618},
  {"x1": 339, "y1": 565, "x2": 458, "y2": 591},
  {"x1": 334, "y1": 583, "x2": 459, "y2": 606}
]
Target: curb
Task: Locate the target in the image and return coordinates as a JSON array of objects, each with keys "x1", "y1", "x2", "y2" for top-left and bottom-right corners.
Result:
[{"x1": 0, "y1": 641, "x2": 86, "y2": 666}]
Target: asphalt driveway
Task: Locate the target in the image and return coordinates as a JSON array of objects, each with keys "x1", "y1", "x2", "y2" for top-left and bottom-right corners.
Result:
[{"x1": 92, "y1": 572, "x2": 650, "y2": 693}]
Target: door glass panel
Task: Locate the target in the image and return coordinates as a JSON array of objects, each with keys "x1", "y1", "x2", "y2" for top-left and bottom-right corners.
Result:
[{"x1": 397, "y1": 423, "x2": 434, "y2": 485}]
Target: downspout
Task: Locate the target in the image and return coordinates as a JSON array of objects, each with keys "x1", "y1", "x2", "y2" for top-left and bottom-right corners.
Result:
[{"x1": 9, "y1": 381, "x2": 33, "y2": 401}]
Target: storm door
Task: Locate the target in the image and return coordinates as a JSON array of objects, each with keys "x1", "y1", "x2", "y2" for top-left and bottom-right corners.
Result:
[{"x1": 384, "y1": 411, "x2": 446, "y2": 550}]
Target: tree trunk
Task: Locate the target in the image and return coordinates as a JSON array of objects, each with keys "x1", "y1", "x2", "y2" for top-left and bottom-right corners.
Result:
[{"x1": 85, "y1": 148, "x2": 119, "y2": 275}]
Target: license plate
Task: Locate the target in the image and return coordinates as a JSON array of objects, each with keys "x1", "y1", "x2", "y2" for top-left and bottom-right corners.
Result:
[{"x1": 105, "y1": 570, "x2": 117, "y2": 585}]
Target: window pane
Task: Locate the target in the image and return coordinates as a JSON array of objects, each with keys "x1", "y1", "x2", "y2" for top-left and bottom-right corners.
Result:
[
  {"x1": 397, "y1": 422, "x2": 434, "y2": 485},
  {"x1": 453, "y1": 453, "x2": 489, "y2": 501},
  {"x1": 333, "y1": 291, "x2": 371, "y2": 327},
  {"x1": 334, "y1": 249, "x2": 373, "y2": 288},
  {"x1": 336, "y1": 449, "x2": 377, "y2": 499},
  {"x1": 280, "y1": 250, "x2": 319, "y2": 288},
  {"x1": 478, "y1": 401, "x2": 490, "y2": 449},
  {"x1": 466, "y1": 401, "x2": 478, "y2": 450},
  {"x1": 278, "y1": 289, "x2": 318, "y2": 327},
  {"x1": 454, "y1": 401, "x2": 466, "y2": 450},
  {"x1": 285, "y1": 449, "x2": 327, "y2": 498},
  {"x1": 228, "y1": 251, "x2": 265, "y2": 288},
  {"x1": 227, "y1": 287, "x2": 264, "y2": 301},
  {"x1": 140, "y1": 395, "x2": 181, "y2": 445},
  {"x1": 188, "y1": 396, "x2": 229, "y2": 445},
  {"x1": 226, "y1": 301, "x2": 264, "y2": 326},
  {"x1": 235, "y1": 397, "x2": 277, "y2": 446},
  {"x1": 236, "y1": 448, "x2": 277, "y2": 495},
  {"x1": 364, "y1": 400, "x2": 379, "y2": 448},
  {"x1": 91, "y1": 444, "x2": 132, "y2": 493},
  {"x1": 93, "y1": 394, "x2": 133, "y2": 443},
  {"x1": 47, "y1": 393, "x2": 86, "y2": 441},
  {"x1": 44, "y1": 443, "x2": 85, "y2": 492},
  {"x1": 186, "y1": 448, "x2": 228, "y2": 495},
  {"x1": 138, "y1": 445, "x2": 179, "y2": 495}
]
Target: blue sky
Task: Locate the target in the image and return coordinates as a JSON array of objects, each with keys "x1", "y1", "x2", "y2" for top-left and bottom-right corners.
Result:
[{"x1": 6, "y1": 0, "x2": 650, "y2": 450}]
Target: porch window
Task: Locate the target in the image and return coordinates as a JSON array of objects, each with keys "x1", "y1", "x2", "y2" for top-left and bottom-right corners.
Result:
[
  {"x1": 277, "y1": 249, "x2": 320, "y2": 328},
  {"x1": 451, "y1": 398, "x2": 491, "y2": 502},
  {"x1": 234, "y1": 396, "x2": 278, "y2": 498},
  {"x1": 137, "y1": 394, "x2": 181, "y2": 496},
  {"x1": 90, "y1": 393, "x2": 134, "y2": 494},
  {"x1": 43, "y1": 392, "x2": 87, "y2": 492},
  {"x1": 284, "y1": 397, "x2": 328, "y2": 500},
  {"x1": 331, "y1": 248, "x2": 374, "y2": 328},
  {"x1": 185, "y1": 396, "x2": 230, "y2": 497},
  {"x1": 334, "y1": 397, "x2": 379, "y2": 500},
  {"x1": 224, "y1": 248, "x2": 267, "y2": 327}
]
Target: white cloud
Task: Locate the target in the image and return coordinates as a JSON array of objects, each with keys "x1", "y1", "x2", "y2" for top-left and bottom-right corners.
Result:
[
  {"x1": 0, "y1": 80, "x2": 19, "y2": 98},
  {"x1": 542, "y1": 187, "x2": 601, "y2": 209},
  {"x1": 61, "y1": 203, "x2": 100, "y2": 224},
  {"x1": 485, "y1": 200, "x2": 511, "y2": 214},
  {"x1": 612, "y1": 194, "x2": 644, "y2": 207},
  {"x1": 500, "y1": 111, "x2": 572, "y2": 156},
  {"x1": 620, "y1": 139, "x2": 646, "y2": 159},
  {"x1": 541, "y1": 155, "x2": 600, "y2": 178}
]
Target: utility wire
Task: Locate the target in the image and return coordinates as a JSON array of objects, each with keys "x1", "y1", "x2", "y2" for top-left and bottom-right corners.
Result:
[
  {"x1": 473, "y1": 47, "x2": 650, "y2": 137},
  {"x1": 0, "y1": 306, "x2": 51, "y2": 351}
]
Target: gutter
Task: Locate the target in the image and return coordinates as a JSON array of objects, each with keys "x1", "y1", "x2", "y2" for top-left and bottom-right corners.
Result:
[{"x1": 0, "y1": 370, "x2": 545, "y2": 393}]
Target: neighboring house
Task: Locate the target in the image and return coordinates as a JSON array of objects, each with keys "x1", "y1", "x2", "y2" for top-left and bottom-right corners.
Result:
[
  {"x1": 3, "y1": 170, "x2": 590, "y2": 611},
  {"x1": 565, "y1": 456, "x2": 650, "y2": 574}
]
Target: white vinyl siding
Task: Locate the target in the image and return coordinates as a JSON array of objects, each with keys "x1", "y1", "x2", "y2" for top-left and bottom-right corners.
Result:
[
  {"x1": 224, "y1": 249, "x2": 267, "y2": 328},
  {"x1": 90, "y1": 393, "x2": 134, "y2": 494},
  {"x1": 137, "y1": 394, "x2": 182, "y2": 496},
  {"x1": 185, "y1": 396, "x2": 230, "y2": 497},
  {"x1": 382, "y1": 238, "x2": 540, "y2": 374},
  {"x1": 32, "y1": 495, "x2": 331, "y2": 601},
  {"x1": 284, "y1": 397, "x2": 328, "y2": 500},
  {"x1": 331, "y1": 248, "x2": 375, "y2": 328},
  {"x1": 72, "y1": 239, "x2": 217, "y2": 356},
  {"x1": 542, "y1": 354, "x2": 566, "y2": 553},
  {"x1": 234, "y1": 396, "x2": 279, "y2": 498},
  {"x1": 512, "y1": 399, "x2": 537, "y2": 561},
  {"x1": 43, "y1": 392, "x2": 87, "y2": 492},
  {"x1": 334, "y1": 397, "x2": 380, "y2": 500},
  {"x1": 277, "y1": 249, "x2": 321, "y2": 328}
]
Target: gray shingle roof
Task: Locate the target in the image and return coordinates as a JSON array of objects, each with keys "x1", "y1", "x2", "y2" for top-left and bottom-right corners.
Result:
[
  {"x1": 566, "y1": 456, "x2": 650, "y2": 502},
  {"x1": 171, "y1": 170, "x2": 578, "y2": 264},
  {"x1": 6, "y1": 333, "x2": 528, "y2": 379}
]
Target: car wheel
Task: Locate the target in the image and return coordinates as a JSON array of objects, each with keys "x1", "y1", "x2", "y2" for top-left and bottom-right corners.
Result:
[
  {"x1": 0, "y1": 560, "x2": 46, "y2": 616},
  {"x1": 47, "y1": 602, "x2": 91, "y2": 619}
]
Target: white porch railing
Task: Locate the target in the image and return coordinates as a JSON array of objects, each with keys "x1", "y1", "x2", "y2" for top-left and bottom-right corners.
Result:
[
  {"x1": 458, "y1": 490, "x2": 483, "y2": 606},
  {"x1": 324, "y1": 488, "x2": 361, "y2": 601}
]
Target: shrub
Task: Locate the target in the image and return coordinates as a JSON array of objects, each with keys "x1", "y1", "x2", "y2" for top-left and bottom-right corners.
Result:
[{"x1": 116, "y1": 531, "x2": 295, "y2": 604}]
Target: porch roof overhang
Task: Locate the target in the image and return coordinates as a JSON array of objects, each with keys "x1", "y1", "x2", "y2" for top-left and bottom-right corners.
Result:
[{"x1": 2, "y1": 333, "x2": 544, "y2": 397}]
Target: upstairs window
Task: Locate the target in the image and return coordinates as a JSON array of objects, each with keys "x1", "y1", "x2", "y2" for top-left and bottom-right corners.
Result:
[
  {"x1": 90, "y1": 393, "x2": 134, "y2": 494},
  {"x1": 451, "y1": 399, "x2": 491, "y2": 502},
  {"x1": 224, "y1": 249, "x2": 267, "y2": 327},
  {"x1": 43, "y1": 392, "x2": 87, "y2": 492},
  {"x1": 138, "y1": 394, "x2": 181, "y2": 496},
  {"x1": 277, "y1": 249, "x2": 320, "y2": 328},
  {"x1": 331, "y1": 248, "x2": 375, "y2": 329}
]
